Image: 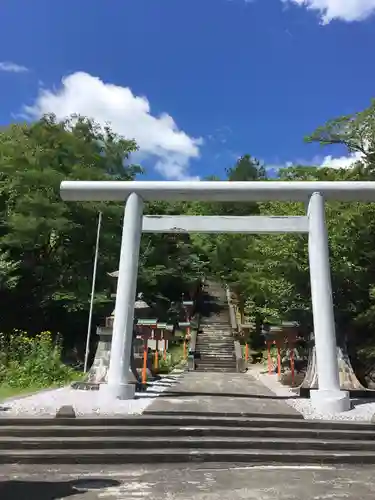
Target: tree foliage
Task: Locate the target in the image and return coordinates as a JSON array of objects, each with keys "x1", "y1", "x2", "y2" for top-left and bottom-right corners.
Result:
[{"x1": 0, "y1": 115, "x2": 205, "y2": 355}]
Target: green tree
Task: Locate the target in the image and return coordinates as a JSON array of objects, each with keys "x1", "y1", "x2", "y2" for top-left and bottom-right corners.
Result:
[
  {"x1": 0, "y1": 114, "x2": 141, "y2": 340},
  {"x1": 0, "y1": 114, "x2": 207, "y2": 356},
  {"x1": 305, "y1": 99, "x2": 375, "y2": 173}
]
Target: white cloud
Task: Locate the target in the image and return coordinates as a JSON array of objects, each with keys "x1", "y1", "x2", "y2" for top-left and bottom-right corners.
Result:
[
  {"x1": 269, "y1": 152, "x2": 363, "y2": 172},
  {"x1": 282, "y1": 0, "x2": 375, "y2": 23},
  {"x1": 320, "y1": 151, "x2": 364, "y2": 168},
  {"x1": 0, "y1": 61, "x2": 29, "y2": 73},
  {"x1": 24, "y1": 72, "x2": 202, "y2": 180}
]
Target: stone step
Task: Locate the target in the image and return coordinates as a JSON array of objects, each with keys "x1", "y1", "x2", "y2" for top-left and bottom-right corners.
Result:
[
  {"x1": 194, "y1": 368, "x2": 237, "y2": 372},
  {"x1": 198, "y1": 333, "x2": 232, "y2": 336},
  {"x1": 197, "y1": 336, "x2": 234, "y2": 345},
  {"x1": 195, "y1": 368, "x2": 237, "y2": 373},
  {"x1": 197, "y1": 337, "x2": 233, "y2": 339},
  {"x1": 200, "y1": 326, "x2": 231, "y2": 329},
  {"x1": 197, "y1": 342, "x2": 234, "y2": 345},
  {"x1": 197, "y1": 340, "x2": 233, "y2": 343},
  {"x1": 197, "y1": 361, "x2": 236, "y2": 365},
  {"x1": 197, "y1": 350, "x2": 234, "y2": 352},
  {"x1": 197, "y1": 341, "x2": 233, "y2": 344},
  {"x1": 2, "y1": 435, "x2": 375, "y2": 452},
  {"x1": 196, "y1": 340, "x2": 233, "y2": 343},
  {"x1": 196, "y1": 361, "x2": 235, "y2": 365},
  {"x1": 197, "y1": 354, "x2": 235, "y2": 357},
  {"x1": 197, "y1": 356, "x2": 235, "y2": 360},
  {"x1": 198, "y1": 360, "x2": 236, "y2": 364},
  {"x1": 197, "y1": 342, "x2": 233, "y2": 345},
  {"x1": 197, "y1": 349, "x2": 234, "y2": 352},
  {"x1": 197, "y1": 346, "x2": 234, "y2": 349},
  {"x1": 204, "y1": 321, "x2": 231, "y2": 324},
  {"x1": 199, "y1": 355, "x2": 236, "y2": 359},
  {"x1": 1, "y1": 415, "x2": 374, "y2": 432},
  {"x1": 195, "y1": 358, "x2": 236, "y2": 362},
  {"x1": 198, "y1": 336, "x2": 232, "y2": 339},
  {"x1": 197, "y1": 345, "x2": 234, "y2": 348},
  {"x1": 198, "y1": 329, "x2": 232, "y2": 332},
  {"x1": 198, "y1": 330, "x2": 232, "y2": 333},
  {"x1": 197, "y1": 338, "x2": 233, "y2": 341},
  {"x1": 196, "y1": 346, "x2": 234, "y2": 350},
  {"x1": 1, "y1": 448, "x2": 374, "y2": 464},
  {"x1": 200, "y1": 326, "x2": 230, "y2": 329},
  {"x1": 195, "y1": 360, "x2": 236, "y2": 368},
  {"x1": 198, "y1": 341, "x2": 232, "y2": 344},
  {"x1": 201, "y1": 326, "x2": 231, "y2": 329},
  {"x1": 197, "y1": 341, "x2": 233, "y2": 343},
  {"x1": 200, "y1": 324, "x2": 230, "y2": 328},
  {"x1": 144, "y1": 411, "x2": 303, "y2": 420},
  {"x1": 197, "y1": 350, "x2": 235, "y2": 354},
  {"x1": 197, "y1": 351, "x2": 233, "y2": 353},
  {"x1": 202, "y1": 320, "x2": 230, "y2": 323}
]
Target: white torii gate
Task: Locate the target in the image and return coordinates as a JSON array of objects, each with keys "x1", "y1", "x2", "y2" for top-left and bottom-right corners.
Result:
[{"x1": 61, "y1": 180, "x2": 375, "y2": 414}]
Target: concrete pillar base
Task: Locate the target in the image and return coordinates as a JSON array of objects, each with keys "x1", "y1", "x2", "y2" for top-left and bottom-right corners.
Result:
[
  {"x1": 310, "y1": 389, "x2": 351, "y2": 414},
  {"x1": 99, "y1": 382, "x2": 136, "y2": 400}
]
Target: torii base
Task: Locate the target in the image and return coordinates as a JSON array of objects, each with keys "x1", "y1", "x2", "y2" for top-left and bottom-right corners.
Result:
[
  {"x1": 294, "y1": 346, "x2": 375, "y2": 399},
  {"x1": 71, "y1": 328, "x2": 157, "y2": 392}
]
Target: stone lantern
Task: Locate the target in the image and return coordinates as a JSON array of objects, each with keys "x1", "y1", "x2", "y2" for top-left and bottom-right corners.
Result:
[{"x1": 73, "y1": 271, "x2": 151, "y2": 389}]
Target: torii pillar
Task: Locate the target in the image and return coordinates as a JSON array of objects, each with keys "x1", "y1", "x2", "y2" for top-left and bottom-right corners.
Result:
[
  {"x1": 102, "y1": 193, "x2": 143, "y2": 399},
  {"x1": 307, "y1": 192, "x2": 350, "y2": 412}
]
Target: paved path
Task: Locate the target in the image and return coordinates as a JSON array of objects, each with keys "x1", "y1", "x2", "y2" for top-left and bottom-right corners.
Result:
[
  {"x1": 145, "y1": 371, "x2": 299, "y2": 416},
  {"x1": 1, "y1": 464, "x2": 375, "y2": 499}
]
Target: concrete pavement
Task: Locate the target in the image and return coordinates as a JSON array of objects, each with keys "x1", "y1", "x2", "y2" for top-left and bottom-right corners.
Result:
[
  {"x1": 1, "y1": 464, "x2": 375, "y2": 499},
  {"x1": 145, "y1": 371, "x2": 299, "y2": 416}
]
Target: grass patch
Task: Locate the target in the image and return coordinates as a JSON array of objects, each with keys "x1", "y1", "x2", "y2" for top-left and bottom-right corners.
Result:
[
  {"x1": 0, "y1": 374, "x2": 85, "y2": 402},
  {"x1": 0, "y1": 384, "x2": 59, "y2": 401},
  {"x1": 0, "y1": 385, "x2": 38, "y2": 400}
]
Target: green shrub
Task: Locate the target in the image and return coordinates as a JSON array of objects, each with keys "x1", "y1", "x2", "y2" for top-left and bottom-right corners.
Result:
[
  {"x1": 157, "y1": 343, "x2": 185, "y2": 374},
  {"x1": 0, "y1": 330, "x2": 78, "y2": 389}
]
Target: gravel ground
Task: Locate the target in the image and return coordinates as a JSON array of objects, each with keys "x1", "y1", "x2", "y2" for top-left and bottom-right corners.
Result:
[
  {"x1": 3, "y1": 365, "x2": 375, "y2": 422},
  {"x1": 0, "y1": 369, "x2": 185, "y2": 417},
  {"x1": 249, "y1": 364, "x2": 375, "y2": 421}
]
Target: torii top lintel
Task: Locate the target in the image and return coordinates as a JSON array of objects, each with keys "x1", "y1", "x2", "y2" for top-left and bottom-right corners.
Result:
[{"x1": 60, "y1": 180, "x2": 375, "y2": 203}]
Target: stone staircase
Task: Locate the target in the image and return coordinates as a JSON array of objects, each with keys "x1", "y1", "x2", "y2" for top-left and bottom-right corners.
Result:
[
  {"x1": 1, "y1": 413, "x2": 375, "y2": 464},
  {"x1": 195, "y1": 282, "x2": 237, "y2": 373}
]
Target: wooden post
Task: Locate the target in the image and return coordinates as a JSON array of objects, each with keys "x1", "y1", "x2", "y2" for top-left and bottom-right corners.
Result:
[
  {"x1": 267, "y1": 341, "x2": 272, "y2": 375},
  {"x1": 289, "y1": 340, "x2": 295, "y2": 385},
  {"x1": 142, "y1": 340, "x2": 148, "y2": 385},
  {"x1": 277, "y1": 341, "x2": 281, "y2": 378},
  {"x1": 162, "y1": 331, "x2": 167, "y2": 361},
  {"x1": 186, "y1": 314, "x2": 190, "y2": 361},
  {"x1": 154, "y1": 339, "x2": 159, "y2": 370},
  {"x1": 182, "y1": 301, "x2": 193, "y2": 362},
  {"x1": 185, "y1": 324, "x2": 190, "y2": 361}
]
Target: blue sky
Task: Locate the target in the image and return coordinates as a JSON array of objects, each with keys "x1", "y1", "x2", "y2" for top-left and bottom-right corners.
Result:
[{"x1": 0, "y1": 0, "x2": 374, "y2": 180}]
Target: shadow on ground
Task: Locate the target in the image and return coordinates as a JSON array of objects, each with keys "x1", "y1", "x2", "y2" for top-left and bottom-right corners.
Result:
[
  {"x1": 351, "y1": 398, "x2": 375, "y2": 408},
  {"x1": 0, "y1": 478, "x2": 120, "y2": 500},
  {"x1": 138, "y1": 390, "x2": 300, "y2": 400}
]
